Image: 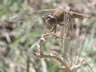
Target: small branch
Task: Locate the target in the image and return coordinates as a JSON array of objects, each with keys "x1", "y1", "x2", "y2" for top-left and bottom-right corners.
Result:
[
  {"x1": 35, "y1": 52, "x2": 71, "y2": 72},
  {"x1": 71, "y1": 59, "x2": 87, "y2": 71},
  {"x1": 35, "y1": 32, "x2": 72, "y2": 72}
]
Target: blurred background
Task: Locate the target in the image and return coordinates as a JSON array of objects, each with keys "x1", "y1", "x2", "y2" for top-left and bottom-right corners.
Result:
[{"x1": 0, "y1": 0, "x2": 96, "y2": 72}]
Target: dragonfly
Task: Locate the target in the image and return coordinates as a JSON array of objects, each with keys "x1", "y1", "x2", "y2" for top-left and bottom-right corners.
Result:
[{"x1": 42, "y1": 9, "x2": 89, "y2": 38}]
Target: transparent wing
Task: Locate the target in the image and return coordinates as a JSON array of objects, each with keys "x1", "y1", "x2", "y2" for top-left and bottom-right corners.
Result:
[
  {"x1": 61, "y1": 11, "x2": 86, "y2": 67},
  {"x1": 61, "y1": 11, "x2": 77, "y2": 66}
]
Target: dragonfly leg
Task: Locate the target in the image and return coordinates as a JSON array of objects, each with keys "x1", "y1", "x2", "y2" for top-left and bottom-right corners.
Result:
[{"x1": 50, "y1": 25, "x2": 57, "y2": 33}]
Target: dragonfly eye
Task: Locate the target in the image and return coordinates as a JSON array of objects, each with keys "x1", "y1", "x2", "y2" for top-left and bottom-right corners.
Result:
[
  {"x1": 47, "y1": 15, "x2": 54, "y2": 19},
  {"x1": 47, "y1": 15, "x2": 57, "y2": 24}
]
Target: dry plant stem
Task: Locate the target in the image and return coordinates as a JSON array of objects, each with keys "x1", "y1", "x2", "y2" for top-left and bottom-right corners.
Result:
[
  {"x1": 60, "y1": 59, "x2": 88, "y2": 72},
  {"x1": 71, "y1": 59, "x2": 94, "y2": 72},
  {"x1": 36, "y1": 53, "x2": 71, "y2": 72},
  {"x1": 35, "y1": 32, "x2": 72, "y2": 72}
]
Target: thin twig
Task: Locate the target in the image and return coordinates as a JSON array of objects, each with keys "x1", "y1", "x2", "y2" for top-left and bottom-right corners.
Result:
[{"x1": 35, "y1": 32, "x2": 72, "y2": 72}]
